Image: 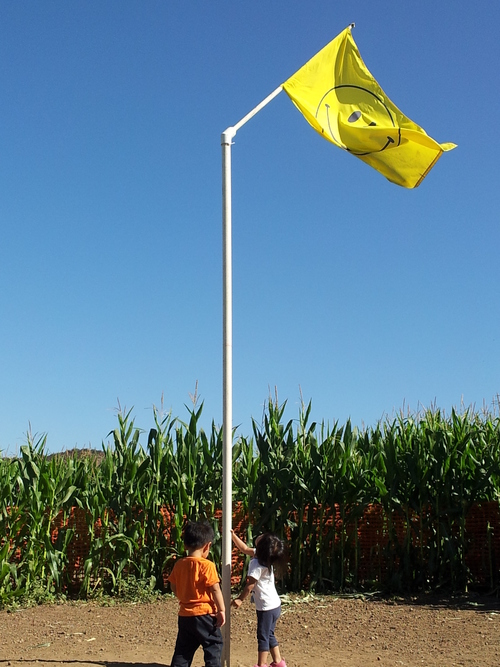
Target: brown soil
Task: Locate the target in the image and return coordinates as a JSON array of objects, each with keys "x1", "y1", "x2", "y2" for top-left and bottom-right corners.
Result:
[{"x1": 1, "y1": 593, "x2": 499, "y2": 667}]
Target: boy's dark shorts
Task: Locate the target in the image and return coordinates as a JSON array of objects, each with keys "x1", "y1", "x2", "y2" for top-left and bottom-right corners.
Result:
[{"x1": 171, "y1": 614, "x2": 223, "y2": 667}]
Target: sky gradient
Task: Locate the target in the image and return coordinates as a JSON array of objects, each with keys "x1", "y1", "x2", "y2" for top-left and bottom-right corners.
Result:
[{"x1": 1, "y1": 1, "x2": 499, "y2": 454}]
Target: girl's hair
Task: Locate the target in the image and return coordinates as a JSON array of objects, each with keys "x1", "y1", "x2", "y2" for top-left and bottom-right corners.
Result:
[{"x1": 255, "y1": 533, "x2": 287, "y2": 574}]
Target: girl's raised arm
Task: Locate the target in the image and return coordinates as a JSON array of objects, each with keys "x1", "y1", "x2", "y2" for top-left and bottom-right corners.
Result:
[{"x1": 230, "y1": 529, "x2": 255, "y2": 556}]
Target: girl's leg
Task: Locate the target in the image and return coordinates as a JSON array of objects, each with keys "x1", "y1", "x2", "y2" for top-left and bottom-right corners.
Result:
[
  {"x1": 270, "y1": 646, "x2": 282, "y2": 664},
  {"x1": 256, "y1": 610, "x2": 271, "y2": 666},
  {"x1": 268, "y1": 607, "x2": 285, "y2": 667},
  {"x1": 257, "y1": 650, "x2": 269, "y2": 666}
]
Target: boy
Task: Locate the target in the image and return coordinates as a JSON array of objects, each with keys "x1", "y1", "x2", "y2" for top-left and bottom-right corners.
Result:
[{"x1": 168, "y1": 520, "x2": 225, "y2": 667}]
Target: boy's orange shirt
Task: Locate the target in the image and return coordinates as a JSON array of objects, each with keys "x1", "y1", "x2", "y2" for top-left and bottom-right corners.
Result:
[{"x1": 168, "y1": 556, "x2": 220, "y2": 616}]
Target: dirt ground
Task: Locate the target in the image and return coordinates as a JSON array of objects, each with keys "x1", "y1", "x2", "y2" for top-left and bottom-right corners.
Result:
[{"x1": 1, "y1": 593, "x2": 499, "y2": 667}]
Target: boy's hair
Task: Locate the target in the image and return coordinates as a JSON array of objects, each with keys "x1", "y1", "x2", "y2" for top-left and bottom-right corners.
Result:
[
  {"x1": 183, "y1": 520, "x2": 215, "y2": 550},
  {"x1": 255, "y1": 532, "x2": 287, "y2": 574}
]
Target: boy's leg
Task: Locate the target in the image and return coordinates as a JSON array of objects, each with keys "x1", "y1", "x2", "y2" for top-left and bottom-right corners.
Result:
[
  {"x1": 171, "y1": 616, "x2": 201, "y2": 667},
  {"x1": 196, "y1": 614, "x2": 223, "y2": 667}
]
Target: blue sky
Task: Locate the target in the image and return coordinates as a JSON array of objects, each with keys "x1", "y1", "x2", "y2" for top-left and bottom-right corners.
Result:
[{"x1": 1, "y1": 1, "x2": 499, "y2": 454}]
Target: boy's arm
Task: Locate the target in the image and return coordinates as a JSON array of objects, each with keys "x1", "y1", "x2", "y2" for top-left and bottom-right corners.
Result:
[
  {"x1": 230, "y1": 529, "x2": 255, "y2": 556},
  {"x1": 209, "y1": 582, "x2": 226, "y2": 627},
  {"x1": 231, "y1": 576, "x2": 257, "y2": 609},
  {"x1": 168, "y1": 566, "x2": 177, "y2": 597}
]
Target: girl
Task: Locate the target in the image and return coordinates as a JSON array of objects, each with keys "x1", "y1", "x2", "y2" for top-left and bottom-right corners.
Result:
[{"x1": 231, "y1": 529, "x2": 287, "y2": 667}]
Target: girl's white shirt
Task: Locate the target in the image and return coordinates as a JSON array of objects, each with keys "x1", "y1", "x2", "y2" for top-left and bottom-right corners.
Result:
[{"x1": 247, "y1": 557, "x2": 281, "y2": 611}]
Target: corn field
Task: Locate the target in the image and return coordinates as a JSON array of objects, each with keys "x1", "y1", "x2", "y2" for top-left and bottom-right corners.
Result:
[{"x1": 1, "y1": 399, "x2": 500, "y2": 605}]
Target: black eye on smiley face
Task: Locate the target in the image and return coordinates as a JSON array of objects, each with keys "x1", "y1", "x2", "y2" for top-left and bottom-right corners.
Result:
[{"x1": 348, "y1": 110, "x2": 377, "y2": 127}]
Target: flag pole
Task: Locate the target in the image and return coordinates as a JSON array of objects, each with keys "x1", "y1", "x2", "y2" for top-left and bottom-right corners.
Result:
[{"x1": 221, "y1": 84, "x2": 282, "y2": 667}]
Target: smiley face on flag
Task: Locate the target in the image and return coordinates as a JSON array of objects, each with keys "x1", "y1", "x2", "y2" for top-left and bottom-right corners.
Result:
[
  {"x1": 282, "y1": 26, "x2": 455, "y2": 188},
  {"x1": 315, "y1": 84, "x2": 401, "y2": 155}
]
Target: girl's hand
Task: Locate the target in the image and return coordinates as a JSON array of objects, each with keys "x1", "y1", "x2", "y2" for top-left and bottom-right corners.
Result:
[{"x1": 231, "y1": 597, "x2": 243, "y2": 609}]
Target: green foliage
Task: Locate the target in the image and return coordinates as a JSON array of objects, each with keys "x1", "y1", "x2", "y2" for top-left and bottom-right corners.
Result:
[{"x1": 1, "y1": 397, "x2": 500, "y2": 603}]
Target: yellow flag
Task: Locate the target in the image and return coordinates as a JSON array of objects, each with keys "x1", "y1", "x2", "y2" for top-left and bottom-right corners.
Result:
[{"x1": 282, "y1": 27, "x2": 456, "y2": 188}]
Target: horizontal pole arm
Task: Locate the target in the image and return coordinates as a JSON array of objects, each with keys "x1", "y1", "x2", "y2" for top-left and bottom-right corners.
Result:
[{"x1": 222, "y1": 85, "x2": 283, "y2": 143}]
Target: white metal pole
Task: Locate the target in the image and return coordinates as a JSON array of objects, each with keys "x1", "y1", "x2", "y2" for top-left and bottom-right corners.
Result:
[
  {"x1": 220, "y1": 85, "x2": 282, "y2": 667},
  {"x1": 221, "y1": 126, "x2": 234, "y2": 667}
]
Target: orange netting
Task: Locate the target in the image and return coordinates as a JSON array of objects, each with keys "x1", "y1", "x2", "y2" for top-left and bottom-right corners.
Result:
[{"x1": 36, "y1": 501, "x2": 500, "y2": 592}]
